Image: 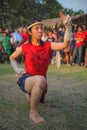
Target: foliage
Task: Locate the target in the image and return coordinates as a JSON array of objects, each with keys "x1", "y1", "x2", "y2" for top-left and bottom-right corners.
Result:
[
  {"x1": 0, "y1": 0, "x2": 84, "y2": 29},
  {"x1": 63, "y1": 8, "x2": 84, "y2": 16}
]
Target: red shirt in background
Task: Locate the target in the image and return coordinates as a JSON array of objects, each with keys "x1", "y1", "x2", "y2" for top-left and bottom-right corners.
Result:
[
  {"x1": 21, "y1": 32, "x2": 28, "y2": 42},
  {"x1": 83, "y1": 30, "x2": 87, "y2": 47},
  {"x1": 75, "y1": 31, "x2": 85, "y2": 48}
]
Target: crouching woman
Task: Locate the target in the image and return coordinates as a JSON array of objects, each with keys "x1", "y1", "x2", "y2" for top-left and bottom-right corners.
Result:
[{"x1": 10, "y1": 13, "x2": 71, "y2": 124}]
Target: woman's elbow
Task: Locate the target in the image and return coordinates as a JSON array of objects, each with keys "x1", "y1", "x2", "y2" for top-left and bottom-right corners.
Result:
[
  {"x1": 9, "y1": 54, "x2": 12, "y2": 61},
  {"x1": 9, "y1": 54, "x2": 14, "y2": 61}
]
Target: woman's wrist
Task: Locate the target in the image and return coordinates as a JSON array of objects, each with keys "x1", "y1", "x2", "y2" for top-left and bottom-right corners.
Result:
[
  {"x1": 11, "y1": 60, "x2": 25, "y2": 74},
  {"x1": 63, "y1": 15, "x2": 72, "y2": 42}
]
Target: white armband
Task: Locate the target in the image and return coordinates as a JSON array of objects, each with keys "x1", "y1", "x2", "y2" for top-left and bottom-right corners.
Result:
[{"x1": 11, "y1": 60, "x2": 25, "y2": 74}]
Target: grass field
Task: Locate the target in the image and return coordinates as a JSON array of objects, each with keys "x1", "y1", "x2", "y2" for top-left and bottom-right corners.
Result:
[{"x1": 0, "y1": 63, "x2": 87, "y2": 130}]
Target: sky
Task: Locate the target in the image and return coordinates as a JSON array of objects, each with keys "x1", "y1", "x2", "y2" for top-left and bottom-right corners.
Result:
[{"x1": 58, "y1": 0, "x2": 87, "y2": 13}]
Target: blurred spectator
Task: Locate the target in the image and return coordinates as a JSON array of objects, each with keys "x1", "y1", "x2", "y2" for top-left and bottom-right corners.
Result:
[
  {"x1": 41, "y1": 31, "x2": 48, "y2": 42},
  {"x1": 10, "y1": 31, "x2": 17, "y2": 53},
  {"x1": 57, "y1": 33, "x2": 64, "y2": 64},
  {"x1": 13, "y1": 29, "x2": 24, "y2": 47},
  {"x1": 0, "y1": 28, "x2": 3, "y2": 36},
  {"x1": 0, "y1": 32, "x2": 11, "y2": 63},
  {"x1": 52, "y1": 28, "x2": 58, "y2": 42},
  {"x1": 70, "y1": 25, "x2": 85, "y2": 66},
  {"x1": 20, "y1": 28, "x2": 28, "y2": 42},
  {"x1": 70, "y1": 30, "x2": 75, "y2": 61},
  {"x1": 83, "y1": 27, "x2": 87, "y2": 67},
  {"x1": 47, "y1": 30, "x2": 56, "y2": 65}
]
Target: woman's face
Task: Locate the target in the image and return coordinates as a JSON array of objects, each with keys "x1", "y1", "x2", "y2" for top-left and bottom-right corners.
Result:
[
  {"x1": 48, "y1": 32, "x2": 53, "y2": 37},
  {"x1": 30, "y1": 24, "x2": 44, "y2": 40},
  {"x1": 2, "y1": 32, "x2": 7, "y2": 37},
  {"x1": 78, "y1": 27, "x2": 82, "y2": 32}
]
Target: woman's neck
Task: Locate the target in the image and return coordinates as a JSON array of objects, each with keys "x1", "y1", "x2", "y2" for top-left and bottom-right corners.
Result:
[{"x1": 32, "y1": 39, "x2": 40, "y2": 46}]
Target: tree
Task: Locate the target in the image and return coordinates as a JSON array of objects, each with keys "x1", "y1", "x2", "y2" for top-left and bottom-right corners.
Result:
[
  {"x1": 0, "y1": 0, "x2": 85, "y2": 29},
  {"x1": 63, "y1": 8, "x2": 84, "y2": 16},
  {"x1": 41, "y1": 0, "x2": 63, "y2": 18}
]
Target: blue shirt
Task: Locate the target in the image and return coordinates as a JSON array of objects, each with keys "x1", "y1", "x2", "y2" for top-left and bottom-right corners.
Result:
[{"x1": 13, "y1": 32, "x2": 23, "y2": 44}]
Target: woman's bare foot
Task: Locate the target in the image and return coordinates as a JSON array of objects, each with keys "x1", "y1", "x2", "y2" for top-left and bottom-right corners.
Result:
[
  {"x1": 83, "y1": 65, "x2": 87, "y2": 68},
  {"x1": 29, "y1": 111, "x2": 46, "y2": 124}
]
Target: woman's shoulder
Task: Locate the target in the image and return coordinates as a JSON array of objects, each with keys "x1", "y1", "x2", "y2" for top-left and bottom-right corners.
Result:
[
  {"x1": 23, "y1": 40, "x2": 29, "y2": 45},
  {"x1": 44, "y1": 41, "x2": 51, "y2": 45},
  {"x1": 43, "y1": 41, "x2": 51, "y2": 50},
  {"x1": 22, "y1": 41, "x2": 31, "y2": 47},
  {"x1": 21, "y1": 41, "x2": 31, "y2": 53}
]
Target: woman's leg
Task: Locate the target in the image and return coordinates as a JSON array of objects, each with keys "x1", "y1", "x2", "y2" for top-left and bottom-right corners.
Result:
[
  {"x1": 65, "y1": 52, "x2": 70, "y2": 64},
  {"x1": 78, "y1": 46, "x2": 83, "y2": 65},
  {"x1": 25, "y1": 93, "x2": 31, "y2": 102},
  {"x1": 24, "y1": 75, "x2": 47, "y2": 123},
  {"x1": 70, "y1": 48, "x2": 77, "y2": 65}
]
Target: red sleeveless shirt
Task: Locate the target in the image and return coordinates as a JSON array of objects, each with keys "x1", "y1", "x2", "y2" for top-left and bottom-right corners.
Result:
[{"x1": 22, "y1": 42, "x2": 51, "y2": 77}]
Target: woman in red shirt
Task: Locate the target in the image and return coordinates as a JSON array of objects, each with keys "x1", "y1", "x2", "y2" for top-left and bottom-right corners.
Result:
[
  {"x1": 70, "y1": 25, "x2": 85, "y2": 66},
  {"x1": 10, "y1": 13, "x2": 71, "y2": 124},
  {"x1": 21, "y1": 28, "x2": 28, "y2": 42},
  {"x1": 83, "y1": 30, "x2": 87, "y2": 67}
]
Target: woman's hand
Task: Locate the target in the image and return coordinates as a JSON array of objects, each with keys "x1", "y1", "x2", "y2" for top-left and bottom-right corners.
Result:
[
  {"x1": 59, "y1": 12, "x2": 67, "y2": 23},
  {"x1": 59, "y1": 12, "x2": 71, "y2": 25},
  {"x1": 59, "y1": 12, "x2": 72, "y2": 42}
]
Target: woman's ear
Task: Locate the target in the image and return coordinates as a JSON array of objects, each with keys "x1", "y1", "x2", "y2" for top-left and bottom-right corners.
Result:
[{"x1": 28, "y1": 30, "x2": 32, "y2": 35}]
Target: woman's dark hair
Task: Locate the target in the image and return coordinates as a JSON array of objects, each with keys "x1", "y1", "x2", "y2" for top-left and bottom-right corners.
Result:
[
  {"x1": 77, "y1": 25, "x2": 83, "y2": 29},
  {"x1": 27, "y1": 19, "x2": 44, "y2": 45},
  {"x1": 28, "y1": 27, "x2": 32, "y2": 43}
]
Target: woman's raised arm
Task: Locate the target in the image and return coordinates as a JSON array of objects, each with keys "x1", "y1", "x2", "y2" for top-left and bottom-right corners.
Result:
[{"x1": 51, "y1": 13, "x2": 72, "y2": 51}]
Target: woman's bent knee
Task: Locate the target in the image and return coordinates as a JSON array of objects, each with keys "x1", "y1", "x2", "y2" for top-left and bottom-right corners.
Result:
[
  {"x1": 37, "y1": 76, "x2": 47, "y2": 89},
  {"x1": 24, "y1": 75, "x2": 47, "y2": 93}
]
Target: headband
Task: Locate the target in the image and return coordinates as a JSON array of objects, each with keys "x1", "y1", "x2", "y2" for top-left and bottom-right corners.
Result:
[{"x1": 27, "y1": 22, "x2": 43, "y2": 30}]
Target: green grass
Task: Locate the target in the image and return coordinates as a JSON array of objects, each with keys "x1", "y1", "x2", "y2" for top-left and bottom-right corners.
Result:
[{"x1": 0, "y1": 63, "x2": 87, "y2": 130}]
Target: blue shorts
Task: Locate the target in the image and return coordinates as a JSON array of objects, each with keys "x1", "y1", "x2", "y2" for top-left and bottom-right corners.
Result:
[
  {"x1": 17, "y1": 73, "x2": 32, "y2": 93},
  {"x1": 52, "y1": 51, "x2": 56, "y2": 56}
]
